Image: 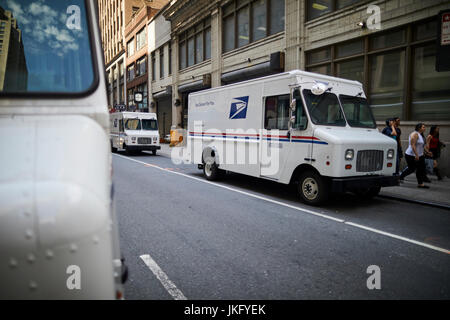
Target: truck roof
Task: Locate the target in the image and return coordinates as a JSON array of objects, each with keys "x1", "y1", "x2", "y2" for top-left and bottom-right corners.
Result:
[{"x1": 189, "y1": 70, "x2": 362, "y2": 97}]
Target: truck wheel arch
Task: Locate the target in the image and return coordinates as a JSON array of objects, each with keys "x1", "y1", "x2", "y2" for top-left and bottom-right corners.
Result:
[{"x1": 289, "y1": 164, "x2": 321, "y2": 185}]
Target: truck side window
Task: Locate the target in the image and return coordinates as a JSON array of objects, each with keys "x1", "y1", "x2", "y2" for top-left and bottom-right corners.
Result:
[
  {"x1": 264, "y1": 94, "x2": 290, "y2": 130},
  {"x1": 119, "y1": 119, "x2": 124, "y2": 132}
]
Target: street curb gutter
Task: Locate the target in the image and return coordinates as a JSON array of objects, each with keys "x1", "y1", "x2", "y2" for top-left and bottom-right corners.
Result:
[{"x1": 378, "y1": 194, "x2": 450, "y2": 211}]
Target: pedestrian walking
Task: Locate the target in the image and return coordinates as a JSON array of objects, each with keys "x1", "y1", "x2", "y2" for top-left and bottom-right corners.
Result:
[
  {"x1": 426, "y1": 125, "x2": 445, "y2": 180},
  {"x1": 381, "y1": 118, "x2": 397, "y2": 140},
  {"x1": 393, "y1": 117, "x2": 403, "y2": 175},
  {"x1": 400, "y1": 123, "x2": 432, "y2": 188}
]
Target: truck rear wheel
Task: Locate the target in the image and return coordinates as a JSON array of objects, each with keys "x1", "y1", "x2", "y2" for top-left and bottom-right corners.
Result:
[
  {"x1": 297, "y1": 171, "x2": 330, "y2": 205},
  {"x1": 203, "y1": 160, "x2": 222, "y2": 181}
]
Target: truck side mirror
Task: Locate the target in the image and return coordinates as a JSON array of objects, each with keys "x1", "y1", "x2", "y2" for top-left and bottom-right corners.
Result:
[{"x1": 290, "y1": 99, "x2": 296, "y2": 111}]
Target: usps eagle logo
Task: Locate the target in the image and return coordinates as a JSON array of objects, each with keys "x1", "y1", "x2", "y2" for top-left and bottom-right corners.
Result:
[{"x1": 229, "y1": 96, "x2": 249, "y2": 119}]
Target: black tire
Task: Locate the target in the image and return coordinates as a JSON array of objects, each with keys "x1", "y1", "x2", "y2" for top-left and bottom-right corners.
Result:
[
  {"x1": 354, "y1": 186, "x2": 381, "y2": 199},
  {"x1": 123, "y1": 144, "x2": 131, "y2": 155},
  {"x1": 297, "y1": 171, "x2": 330, "y2": 205},
  {"x1": 203, "y1": 159, "x2": 222, "y2": 181},
  {"x1": 111, "y1": 141, "x2": 117, "y2": 153},
  {"x1": 152, "y1": 150, "x2": 157, "y2": 155}
]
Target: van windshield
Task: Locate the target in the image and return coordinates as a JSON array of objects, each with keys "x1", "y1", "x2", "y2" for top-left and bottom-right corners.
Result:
[
  {"x1": 0, "y1": 0, "x2": 95, "y2": 93},
  {"x1": 303, "y1": 89, "x2": 346, "y2": 127},
  {"x1": 125, "y1": 119, "x2": 141, "y2": 130},
  {"x1": 142, "y1": 119, "x2": 158, "y2": 131},
  {"x1": 339, "y1": 95, "x2": 377, "y2": 129}
]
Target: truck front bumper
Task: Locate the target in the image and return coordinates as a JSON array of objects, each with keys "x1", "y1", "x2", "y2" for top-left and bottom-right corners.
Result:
[
  {"x1": 126, "y1": 145, "x2": 161, "y2": 151},
  {"x1": 330, "y1": 175, "x2": 399, "y2": 193}
]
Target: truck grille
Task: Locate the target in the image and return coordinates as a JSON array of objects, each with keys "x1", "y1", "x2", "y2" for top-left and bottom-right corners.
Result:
[
  {"x1": 138, "y1": 138, "x2": 152, "y2": 144},
  {"x1": 356, "y1": 150, "x2": 384, "y2": 172}
]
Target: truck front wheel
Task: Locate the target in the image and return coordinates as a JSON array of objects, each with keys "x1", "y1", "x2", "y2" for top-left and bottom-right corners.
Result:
[{"x1": 297, "y1": 171, "x2": 330, "y2": 205}]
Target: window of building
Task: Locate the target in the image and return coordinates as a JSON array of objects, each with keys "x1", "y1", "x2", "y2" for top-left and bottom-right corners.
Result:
[
  {"x1": 151, "y1": 52, "x2": 156, "y2": 81},
  {"x1": 160, "y1": 47, "x2": 164, "y2": 79},
  {"x1": 270, "y1": 0, "x2": 285, "y2": 35},
  {"x1": 305, "y1": 19, "x2": 450, "y2": 121},
  {"x1": 136, "y1": 56, "x2": 147, "y2": 77},
  {"x1": 306, "y1": 0, "x2": 364, "y2": 21},
  {"x1": 127, "y1": 64, "x2": 135, "y2": 81},
  {"x1": 119, "y1": 83, "x2": 124, "y2": 104},
  {"x1": 264, "y1": 94, "x2": 290, "y2": 130},
  {"x1": 179, "y1": 17, "x2": 211, "y2": 70},
  {"x1": 336, "y1": 57, "x2": 364, "y2": 84},
  {"x1": 136, "y1": 27, "x2": 147, "y2": 51},
  {"x1": 119, "y1": 60, "x2": 124, "y2": 80},
  {"x1": 127, "y1": 39, "x2": 135, "y2": 57},
  {"x1": 370, "y1": 50, "x2": 405, "y2": 120},
  {"x1": 168, "y1": 42, "x2": 172, "y2": 75},
  {"x1": 411, "y1": 44, "x2": 450, "y2": 121},
  {"x1": 223, "y1": 0, "x2": 285, "y2": 53}
]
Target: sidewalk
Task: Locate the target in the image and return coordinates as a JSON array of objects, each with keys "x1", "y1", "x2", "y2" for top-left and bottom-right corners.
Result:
[
  {"x1": 379, "y1": 174, "x2": 450, "y2": 209},
  {"x1": 158, "y1": 144, "x2": 450, "y2": 209}
]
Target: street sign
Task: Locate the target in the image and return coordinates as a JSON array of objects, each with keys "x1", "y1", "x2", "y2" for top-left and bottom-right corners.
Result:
[
  {"x1": 441, "y1": 12, "x2": 450, "y2": 46},
  {"x1": 436, "y1": 10, "x2": 450, "y2": 72}
]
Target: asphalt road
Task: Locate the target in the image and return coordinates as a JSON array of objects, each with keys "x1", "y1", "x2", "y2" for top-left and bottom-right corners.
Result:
[{"x1": 112, "y1": 151, "x2": 450, "y2": 300}]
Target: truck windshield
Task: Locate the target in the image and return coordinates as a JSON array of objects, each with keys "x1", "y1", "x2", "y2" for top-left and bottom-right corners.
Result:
[
  {"x1": 142, "y1": 119, "x2": 158, "y2": 131},
  {"x1": 339, "y1": 95, "x2": 377, "y2": 129},
  {"x1": 303, "y1": 89, "x2": 346, "y2": 127},
  {"x1": 125, "y1": 119, "x2": 141, "y2": 130},
  {"x1": 0, "y1": 0, "x2": 95, "y2": 94}
]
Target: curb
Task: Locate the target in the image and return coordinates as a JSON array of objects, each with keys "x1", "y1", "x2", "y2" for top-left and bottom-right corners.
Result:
[{"x1": 378, "y1": 194, "x2": 450, "y2": 210}]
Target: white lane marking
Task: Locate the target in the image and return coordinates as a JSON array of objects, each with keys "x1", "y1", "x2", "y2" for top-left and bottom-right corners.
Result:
[
  {"x1": 115, "y1": 153, "x2": 450, "y2": 255},
  {"x1": 140, "y1": 254, "x2": 187, "y2": 300},
  {"x1": 344, "y1": 222, "x2": 450, "y2": 255}
]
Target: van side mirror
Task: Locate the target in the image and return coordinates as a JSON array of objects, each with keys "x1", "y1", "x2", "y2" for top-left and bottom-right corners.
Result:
[{"x1": 290, "y1": 99, "x2": 296, "y2": 111}]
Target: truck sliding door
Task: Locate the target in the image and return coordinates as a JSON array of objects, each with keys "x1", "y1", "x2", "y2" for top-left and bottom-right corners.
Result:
[{"x1": 260, "y1": 94, "x2": 291, "y2": 180}]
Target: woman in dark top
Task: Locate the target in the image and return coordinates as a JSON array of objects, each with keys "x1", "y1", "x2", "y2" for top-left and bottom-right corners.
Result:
[{"x1": 426, "y1": 126, "x2": 445, "y2": 180}]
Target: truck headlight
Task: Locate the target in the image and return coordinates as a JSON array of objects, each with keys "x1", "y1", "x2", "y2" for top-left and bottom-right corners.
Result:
[
  {"x1": 119, "y1": 137, "x2": 124, "y2": 144},
  {"x1": 131, "y1": 137, "x2": 136, "y2": 141},
  {"x1": 387, "y1": 149, "x2": 395, "y2": 159},
  {"x1": 345, "y1": 149, "x2": 354, "y2": 161}
]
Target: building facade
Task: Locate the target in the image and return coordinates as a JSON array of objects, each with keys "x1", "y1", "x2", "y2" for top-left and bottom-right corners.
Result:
[
  {"x1": 158, "y1": 0, "x2": 450, "y2": 174},
  {"x1": 124, "y1": 0, "x2": 168, "y2": 112},
  {"x1": 97, "y1": 0, "x2": 167, "y2": 111},
  {"x1": 0, "y1": 7, "x2": 27, "y2": 92},
  {"x1": 148, "y1": 3, "x2": 173, "y2": 138}
]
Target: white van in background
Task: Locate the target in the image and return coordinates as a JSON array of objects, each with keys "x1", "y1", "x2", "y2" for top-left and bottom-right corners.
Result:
[
  {"x1": 110, "y1": 112, "x2": 161, "y2": 155},
  {"x1": 0, "y1": 0, "x2": 126, "y2": 299},
  {"x1": 187, "y1": 70, "x2": 399, "y2": 205}
]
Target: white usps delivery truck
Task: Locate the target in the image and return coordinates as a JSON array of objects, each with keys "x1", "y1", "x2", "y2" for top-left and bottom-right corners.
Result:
[
  {"x1": 0, "y1": 0, "x2": 126, "y2": 299},
  {"x1": 187, "y1": 70, "x2": 399, "y2": 205},
  {"x1": 110, "y1": 112, "x2": 160, "y2": 155}
]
